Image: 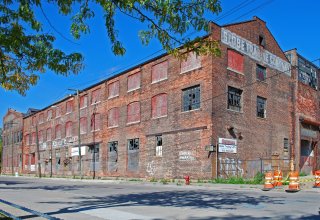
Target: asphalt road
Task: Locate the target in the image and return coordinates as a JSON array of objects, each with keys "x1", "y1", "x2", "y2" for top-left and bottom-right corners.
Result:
[{"x1": 0, "y1": 176, "x2": 319, "y2": 220}]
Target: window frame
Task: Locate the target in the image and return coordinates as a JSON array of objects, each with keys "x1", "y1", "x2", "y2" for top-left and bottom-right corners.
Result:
[
  {"x1": 256, "y1": 64, "x2": 267, "y2": 81},
  {"x1": 182, "y1": 85, "x2": 201, "y2": 112},
  {"x1": 127, "y1": 72, "x2": 141, "y2": 92},
  {"x1": 180, "y1": 52, "x2": 201, "y2": 74},
  {"x1": 155, "y1": 135, "x2": 163, "y2": 157},
  {"x1": 108, "y1": 141, "x2": 118, "y2": 152},
  {"x1": 227, "y1": 86, "x2": 243, "y2": 112},
  {"x1": 151, "y1": 60, "x2": 168, "y2": 84},
  {"x1": 108, "y1": 81, "x2": 120, "y2": 99},
  {"x1": 227, "y1": 49, "x2": 244, "y2": 74},
  {"x1": 257, "y1": 96, "x2": 267, "y2": 118},
  {"x1": 128, "y1": 138, "x2": 139, "y2": 150}
]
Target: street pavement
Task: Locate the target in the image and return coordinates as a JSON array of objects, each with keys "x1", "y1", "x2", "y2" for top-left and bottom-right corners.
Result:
[{"x1": 0, "y1": 175, "x2": 319, "y2": 220}]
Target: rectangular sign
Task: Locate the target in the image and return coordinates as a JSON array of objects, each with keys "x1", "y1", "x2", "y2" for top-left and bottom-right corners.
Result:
[
  {"x1": 221, "y1": 28, "x2": 291, "y2": 76},
  {"x1": 218, "y1": 138, "x2": 237, "y2": 153},
  {"x1": 71, "y1": 146, "x2": 87, "y2": 156}
]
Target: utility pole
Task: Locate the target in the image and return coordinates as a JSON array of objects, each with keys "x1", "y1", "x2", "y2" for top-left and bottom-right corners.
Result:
[
  {"x1": 68, "y1": 88, "x2": 82, "y2": 179},
  {"x1": 35, "y1": 125, "x2": 41, "y2": 178}
]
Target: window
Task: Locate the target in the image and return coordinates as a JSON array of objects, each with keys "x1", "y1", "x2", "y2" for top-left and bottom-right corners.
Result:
[
  {"x1": 91, "y1": 88, "x2": 101, "y2": 104},
  {"x1": 108, "y1": 141, "x2": 118, "y2": 152},
  {"x1": 227, "y1": 86, "x2": 242, "y2": 112},
  {"x1": 256, "y1": 64, "x2": 266, "y2": 81},
  {"x1": 47, "y1": 110, "x2": 52, "y2": 121},
  {"x1": 39, "y1": 113, "x2": 44, "y2": 124},
  {"x1": 91, "y1": 113, "x2": 101, "y2": 131},
  {"x1": 80, "y1": 117, "x2": 87, "y2": 134},
  {"x1": 257, "y1": 96, "x2": 267, "y2": 118},
  {"x1": 127, "y1": 102, "x2": 140, "y2": 124},
  {"x1": 65, "y1": 121, "x2": 73, "y2": 137},
  {"x1": 152, "y1": 61, "x2": 168, "y2": 83},
  {"x1": 128, "y1": 138, "x2": 139, "y2": 150},
  {"x1": 80, "y1": 95, "x2": 88, "y2": 108},
  {"x1": 298, "y1": 57, "x2": 318, "y2": 89},
  {"x1": 127, "y1": 72, "x2": 141, "y2": 92},
  {"x1": 66, "y1": 100, "x2": 73, "y2": 114},
  {"x1": 55, "y1": 124, "x2": 62, "y2": 139},
  {"x1": 156, "y1": 135, "x2": 162, "y2": 157},
  {"x1": 55, "y1": 106, "x2": 61, "y2": 118},
  {"x1": 108, "y1": 107, "x2": 119, "y2": 127},
  {"x1": 182, "y1": 85, "x2": 200, "y2": 111},
  {"x1": 227, "y1": 50, "x2": 244, "y2": 74},
  {"x1": 152, "y1": 93, "x2": 168, "y2": 118},
  {"x1": 25, "y1": 134, "x2": 30, "y2": 145},
  {"x1": 108, "y1": 81, "x2": 120, "y2": 98},
  {"x1": 32, "y1": 116, "x2": 36, "y2": 126},
  {"x1": 181, "y1": 52, "x2": 201, "y2": 73},
  {"x1": 46, "y1": 128, "x2": 52, "y2": 141},
  {"x1": 39, "y1": 130, "x2": 43, "y2": 143},
  {"x1": 259, "y1": 35, "x2": 265, "y2": 47},
  {"x1": 284, "y1": 138, "x2": 289, "y2": 155},
  {"x1": 31, "y1": 132, "x2": 36, "y2": 144}
]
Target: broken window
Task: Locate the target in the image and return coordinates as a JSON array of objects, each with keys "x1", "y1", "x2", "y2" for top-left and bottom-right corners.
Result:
[
  {"x1": 256, "y1": 64, "x2": 266, "y2": 81},
  {"x1": 108, "y1": 141, "x2": 118, "y2": 152},
  {"x1": 227, "y1": 50, "x2": 244, "y2": 73},
  {"x1": 182, "y1": 85, "x2": 200, "y2": 112},
  {"x1": 298, "y1": 56, "x2": 318, "y2": 90},
  {"x1": 155, "y1": 135, "x2": 162, "y2": 157},
  {"x1": 152, "y1": 61, "x2": 168, "y2": 83},
  {"x1": 257, "y1": 96, "x2": 267, "y2": 118},
  {"x1": 128, "y1": 138, "x2": 139, "y2": 150},
  {"x1": 227, "y1": 86, "x2": 242, "y2": 112}
]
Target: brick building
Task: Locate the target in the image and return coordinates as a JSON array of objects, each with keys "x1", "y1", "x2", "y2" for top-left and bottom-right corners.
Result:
[
  {"x1": 2, "y1": 109, "x2": 24, "y2": 175},
  {"x1": 285, "y1": 49, "x2": 320, "y2": 174},
  {"x1": 2, "y1": 16, "x2": 319, "y2": 178}
]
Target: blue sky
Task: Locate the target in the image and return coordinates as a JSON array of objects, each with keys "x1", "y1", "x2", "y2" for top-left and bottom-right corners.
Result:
[{"x1": 1, "y1": 0, "x2": 320, "y2": 126}]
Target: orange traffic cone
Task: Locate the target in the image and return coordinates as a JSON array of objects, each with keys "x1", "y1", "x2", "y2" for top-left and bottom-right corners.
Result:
[
  {"x1": 273, "y1": 170, "x2": 283, "y2": 187},
  {"x1": 262, "y1": 171, "x2": 274, "y2": 191},
  {"x1": 285, "y1": 171, "x2": 300, "y2": 193},
  {"x1": 313, "y1": 170, "x2": 320, "y2": 188}
]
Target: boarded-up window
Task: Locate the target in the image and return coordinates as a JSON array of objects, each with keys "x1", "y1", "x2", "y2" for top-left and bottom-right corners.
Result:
[
  {"x1": 39, "y1": 130, "x2": 43, "y2": 143},
  {"x1": 32, "y1": 116, "x2": 36, "y2": 126},
  {"x1": 46, "y1": 128, "x2": 52, "y2": 141},
  {"x1": 152, "y1": 93, "x2": 168, "y2": 118},
  {"x1": 47, "y1": 110, "x2": 52, "y2": 121},
  {"x1": 108, "y1": 81, "x2": 120, "y2": 98},
  {"x1": 91, "y1": 113, "x2": 101, "y2": 131},
  {"x1": 56, "y1": 106, "x2": 61, "y2": 118},
  {"x1": 66, "y1": 100, "x2": 73, "y2": 113},
  {"x1": 108, "y1": 107, "x2": 119, "y2": 127},
  {"x1": 55, "y1": 124, "x2": 62, "y2": 139},
  {"x1": 39, "y1": 113, "x2": 44, "y2": 123},
  {"x1": 91, "y1": 88, "x2": 101, "y2": 104},
  {"x1": 80, "y1": 95, "x2": 88, "y2": 108},
  {"x1": 181, "y1": 52, "x2": 201, "y2": 73},
  {"x1": 65, "y1": 121, "x2": 73, "y2": 137},
  {"x1": 80, "y1": 117, "x2": 87, "y2": 134},
  {"x1": 152, "y1": 61, "x2": 168, "y2": 83},
  {"x1": 228, "y1": 50, "x2": 244, "y2": 73},
  {"x1": 127, "y1": 72, "x2": 141, "y2": 92},
  {"x1": 127, "y1": 102, "x2": 140, "y2": 124},
  {"x1": 25, "y1": 134, "x2": 30, "y2": 145},
  {"x1": 32, "y1": 132, "x2": 36, "y2": 144}
]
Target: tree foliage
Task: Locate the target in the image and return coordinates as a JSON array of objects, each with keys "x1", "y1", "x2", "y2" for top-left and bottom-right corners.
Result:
[{"x1": 1, "y1": 0, "x2": 221, "y2": 95}]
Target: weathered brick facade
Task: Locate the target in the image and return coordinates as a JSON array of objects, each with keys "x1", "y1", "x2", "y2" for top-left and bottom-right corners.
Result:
[{"x1": 2, "y1": 16, "x2": 319, "y2": 178}]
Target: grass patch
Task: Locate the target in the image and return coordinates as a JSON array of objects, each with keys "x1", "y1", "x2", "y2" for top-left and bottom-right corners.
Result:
[
  {"x1": 160, "y1": 178, "x2": 170, "y2": 185},
  {"x1": 210, "y1": 172, "x2": 265, "y2": 185},
  {"x1": 129, "y1": 178, "x2": 143, "y2": 182}
]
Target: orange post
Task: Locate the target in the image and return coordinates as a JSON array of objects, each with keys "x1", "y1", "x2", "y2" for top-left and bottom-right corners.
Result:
[
  {"x1": 273, "y1": 170, "x2": 283, "y2": 187},
  {"x1": 313, "y1": 170, "x2": 320, "y2": 188},
  {"x1": 285, "y1": 171, "x2": 300, "y2": 193},
  {"x1": 262, "y1": 171, "x2": 274, "y2": 191}
]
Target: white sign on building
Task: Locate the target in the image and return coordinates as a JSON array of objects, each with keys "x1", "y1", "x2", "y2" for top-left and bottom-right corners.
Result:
[
  {"x1": 71, "y1": 146, "x2": 87, "y2": 156},
  {"x1": 221, "y1": 28, "x2": 291, "y2": 76},
  {"x1": 218, "y1": 138, "x2": 237, "y2": 154}
]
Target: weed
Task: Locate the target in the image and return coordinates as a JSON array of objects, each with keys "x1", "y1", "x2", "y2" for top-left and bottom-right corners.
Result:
[
  {"x1": 299, "y1": 172, "x2": 307, "y2": 177},
  {"x1": 149, "y1": 177, "x2": 157, "y2": 182},
  {"x1": 160, "y1": 178, "x2": 170, "y2": 185}
]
